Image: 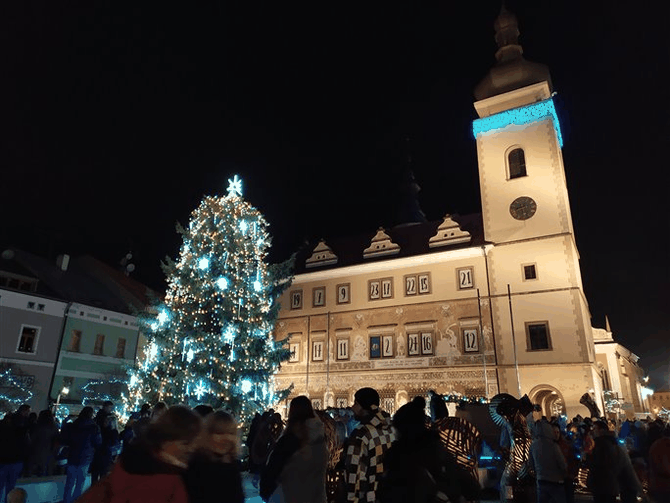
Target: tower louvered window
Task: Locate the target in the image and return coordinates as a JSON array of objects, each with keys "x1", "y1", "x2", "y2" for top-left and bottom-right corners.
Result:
[{"x1": 508, "y1": 148, "x2": 527, "y2": 179}]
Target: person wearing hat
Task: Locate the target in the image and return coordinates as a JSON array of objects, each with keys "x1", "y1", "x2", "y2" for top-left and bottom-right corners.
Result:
[{"x1": 343, "y1": 387, "x2": 396, "y2": 503}]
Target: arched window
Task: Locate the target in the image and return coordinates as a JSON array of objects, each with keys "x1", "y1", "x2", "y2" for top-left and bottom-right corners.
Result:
[{"x1": 508, "y1": 148, "x2": 526, "y2": 179}]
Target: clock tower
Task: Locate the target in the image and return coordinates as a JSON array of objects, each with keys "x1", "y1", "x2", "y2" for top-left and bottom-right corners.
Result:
[{"x1": 472, "y1": 6, "x2": 599, "y2": 411}]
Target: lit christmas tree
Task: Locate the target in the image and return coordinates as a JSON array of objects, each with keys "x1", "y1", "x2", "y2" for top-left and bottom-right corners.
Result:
[{"x1": 126, "y1": 175, "x2": 293, "y2": 423}]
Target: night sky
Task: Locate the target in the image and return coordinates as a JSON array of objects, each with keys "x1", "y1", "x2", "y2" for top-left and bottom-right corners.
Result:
[{"x1": 2, "y1": 2, "x2": 669, "y2": 389}]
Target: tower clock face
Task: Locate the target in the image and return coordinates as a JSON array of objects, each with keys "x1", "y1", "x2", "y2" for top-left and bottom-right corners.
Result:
[{"x1": 509, "y1": 196, "x2": 537, "y2": 220}]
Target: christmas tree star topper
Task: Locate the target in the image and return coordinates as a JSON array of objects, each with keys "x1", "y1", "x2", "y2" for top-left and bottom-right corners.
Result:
[{"x1": 227, "y1": 175, "x2": 243, "y2": 198}]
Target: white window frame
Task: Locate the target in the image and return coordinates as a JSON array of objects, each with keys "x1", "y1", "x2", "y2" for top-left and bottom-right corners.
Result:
[{"x1": 16, "y1": 324, "x2": 41, "y2": 354}]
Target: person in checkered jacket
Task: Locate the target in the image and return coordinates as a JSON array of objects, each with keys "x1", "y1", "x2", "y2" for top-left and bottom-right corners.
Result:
[{"x1": 344, "y1": 387, "x2": 397, "y2": 503}]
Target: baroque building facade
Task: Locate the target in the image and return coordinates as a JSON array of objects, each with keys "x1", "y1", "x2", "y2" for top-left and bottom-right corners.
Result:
[{"x1": 274, "y1": 9, "x2": 636, "y2": 420}]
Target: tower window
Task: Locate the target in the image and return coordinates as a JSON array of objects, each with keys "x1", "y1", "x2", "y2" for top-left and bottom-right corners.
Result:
[
  {"x1": 508, "y1": 148, "x2": 527, "y2": 179},
  {"x1": 523, "y1": 264, "x2": 537, "y2": 280},
  {"x1": 526, "y1": 322, "x2": 552, "y2": 351},
  {"x1": 116, "y1": 338, "x2": 127, "y2": 359}
]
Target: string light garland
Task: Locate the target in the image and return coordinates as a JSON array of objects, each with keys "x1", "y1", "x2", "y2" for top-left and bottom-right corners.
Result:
[
  {"x1": 124, "y1": 176, "x2": 294, "y2": 425},
  {"x1": 0, "y1": 367, "x2": 34, "y2": 415}
]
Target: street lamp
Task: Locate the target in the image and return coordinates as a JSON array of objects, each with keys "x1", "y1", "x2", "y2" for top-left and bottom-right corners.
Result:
[{"x1": 53, "y1": 386, "x2": 69, "y2": 416}]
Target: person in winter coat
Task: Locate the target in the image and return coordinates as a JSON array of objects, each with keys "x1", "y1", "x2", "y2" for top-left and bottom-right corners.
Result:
[
  {"x1": 91, "y1": 402, "x2": 121, "y2": 483},
  {"x1": 551, "y1": 423, "x2": 578, "y2": 503},
  {"x1": 76, "y1": 405, "x2": 202, "y2": 503},
  {"x1": 648, "y1": 426, "x2": 670, "y2": 503},
  {"x1": 26, "y1": 409, "x2": 59, "y2": 476},
  {"x1": 586, "y1": 420, "x2": 625, "y2": 503},
  {"x1": 0, "y1": 404, "x2": 31, "y2": 501},
  {"x1": 379, "y1": 396, "x2": 460, "y2": 503},
  {"x1": 185, "y1": 410, "x2": 244, "y2": 503},
  {"x1": 526, "y1": 413, "x2": 568, "y2": 503},
  {"x1": 59, "y1": 406, "x2": 102, "y2": 503},
  {"x1": 260, "y1": 396, "x2": 328, "y2": 503},
  {"x1": 344, "y1": 387, "x2": 396, "y2": 503}
]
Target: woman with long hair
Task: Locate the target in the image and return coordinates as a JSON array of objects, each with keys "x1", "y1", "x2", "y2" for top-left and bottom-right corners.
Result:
[
  {"x1": 260, "y1": 396, "x2": 328, "y2": 503},
  {"x1": 76, "y1": 405, "x2": 202, "y2": 503},
  {"x1": 184, "y1": 410, "x2": 244, "y2": 503}
]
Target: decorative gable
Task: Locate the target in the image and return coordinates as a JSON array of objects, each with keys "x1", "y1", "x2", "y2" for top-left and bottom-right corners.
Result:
[
  {"x1": 305, "y1": 240, "x2": 338, "y2": 268},
  {"x1": 428, "y1": 215, "x2": 471, "y2": 248},
  {"x1": 363, "y1": 228, "x2": 400, "y2": 259}
]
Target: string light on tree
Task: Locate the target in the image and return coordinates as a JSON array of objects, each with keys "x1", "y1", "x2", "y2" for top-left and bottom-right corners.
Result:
[{"x1": 125, "y1": 175, "x2": 294, "y2": 424}]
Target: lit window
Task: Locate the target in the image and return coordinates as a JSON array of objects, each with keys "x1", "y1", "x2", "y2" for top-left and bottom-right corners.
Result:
[
  {"x1": 17, "y1": 326, "x2": 39, "y2": 353},
  {"x1": 116, "y1": 338, "x2": 126, "y2": 359},
  {"x1": 94, "y1": 334, "x2": 105, "y2": 355},
  {"x1": 508, "y1": 148, "x2": 527, "y2": 179},
  {"x1": 527, "y1": 322, "x2": 551, "y2": 351},
  {"x1": 69, "y1": 330, "x2": 81, "y2": 352}
]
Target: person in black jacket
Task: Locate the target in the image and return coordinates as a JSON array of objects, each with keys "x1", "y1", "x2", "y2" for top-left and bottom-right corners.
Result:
[
  {"x1": 60, "y1": 406, "x2": 102, "y2": 503},
  {"x1": 91, "y1": 401, "x2": 120, "y2": 482},
  {"x1": 0, "y1": 404, "x2": 31, "y2": 501},
  {"x1": 379, "y1": 396, "x2": 461, "y2": 503},
  {"x1": 184, "y1": 410, "x2": 244, "y2": 503}
]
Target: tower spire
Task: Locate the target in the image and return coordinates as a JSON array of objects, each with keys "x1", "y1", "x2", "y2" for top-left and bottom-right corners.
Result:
[{"x1": 474, "y1": 4, "x2": 552, "y2": 101}]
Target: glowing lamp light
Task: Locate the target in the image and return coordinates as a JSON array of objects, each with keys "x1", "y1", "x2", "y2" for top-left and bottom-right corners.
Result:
[
  {"x1": 472, "y1": 98, "x2": 563, "y2": 147},
  {"x1": 198, "y1": 257, "x2": 209, "y2": 270},
  {"x1": 217, "y1": 277, "x2": 229, "y2": 290},
  {"x1": 641, "y1": 386, "x2": 654, "y2": 400},
  {"x1": 240, "y1": 379, "x2": 253, "y2": 393}
]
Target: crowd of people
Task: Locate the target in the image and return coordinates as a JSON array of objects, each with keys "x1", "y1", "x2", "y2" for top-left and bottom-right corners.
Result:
[{"x1": 0, "y1": 390, "x2": 669, "y2": 503}]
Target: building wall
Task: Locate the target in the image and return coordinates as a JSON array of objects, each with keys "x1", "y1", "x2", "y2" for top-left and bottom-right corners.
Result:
[
  {"x1": 51, "y1": 303, "x2": 139, "y2": 406},
  {"x1": 0, "y1": 289, "x2": 67, "y2": 410}
]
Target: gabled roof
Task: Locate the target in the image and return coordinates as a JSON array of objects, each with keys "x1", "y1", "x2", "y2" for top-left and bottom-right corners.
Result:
[
  {"x1": 0, "y1": 248, "x2": 157, "y2": 314},
  {"x1": 293, "y1": 213, "x2": 484, "y2": 274}
]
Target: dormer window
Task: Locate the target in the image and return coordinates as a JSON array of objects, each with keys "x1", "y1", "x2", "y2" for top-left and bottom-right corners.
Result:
[{"x1": 508, "y1": 148, "x2": 527, "y2": 179}]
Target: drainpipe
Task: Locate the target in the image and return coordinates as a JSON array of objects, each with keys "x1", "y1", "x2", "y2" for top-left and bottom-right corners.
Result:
[{"x1": 48, "y1": 301, "x2": 73, "y2": 408}]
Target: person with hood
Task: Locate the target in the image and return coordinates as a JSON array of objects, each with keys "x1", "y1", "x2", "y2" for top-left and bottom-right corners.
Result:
[
  {"x1": 59, "y1": 406, "x2": 102, "y2": 503},
  {"x1": 185, "y1": 410, "x2": 244, "y2": 503},
  {"x1": 344, "y1": 387, "x2": 396, "y2": 503},
  {"x1": 525, "y1": 410, "x2": 568, "y2": 503},
  {"x1": 76, "y1": 405, "x2": 202, "y2": 503},
  {"x1": 379, "y1": 396, "x2": 460, "y2": 503},
  {"x1": 0, "y1": 404, "x2": 31, "y2": 501},
  {"x1": 586, "y1": 420, "x2": 625, "y2": 503},
  {"x1": 260, "y1": 396, "x2": 328, "y2": 503}
]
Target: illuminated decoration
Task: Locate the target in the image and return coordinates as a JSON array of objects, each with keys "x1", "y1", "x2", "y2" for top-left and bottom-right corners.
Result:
[
  {"x1": 472, "y1": 98, "x2": 563, "y2": 147},
  {"x1": 0, "y1": 366, "x2": 34, "y2": 414},
  {"x1": 157, "y1": 309, "x2": 169, "y2": 325},
  {"x1": 641, "y1": 386, "x2": 654, "y2": 400},
  {"x1": 193, "y1": 380, "x2": 209, "y2": 401},
  {"x1": 125, "y1": 176, "x2": 293, "y2": 425},
  {"x1": 226, "y1": 174, "x2": 243, "y2": 198},
  {"x1": 217, "y1": 276, "x2": 229, "y2": 290},
  {"x1": 240, "y1": 379, "x2": 253, "y2": 394}
]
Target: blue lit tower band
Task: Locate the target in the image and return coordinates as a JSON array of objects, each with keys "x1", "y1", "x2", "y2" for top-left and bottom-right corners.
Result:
[{"x1": 125, "y1": 175, "x2": 293, "y2": 424}]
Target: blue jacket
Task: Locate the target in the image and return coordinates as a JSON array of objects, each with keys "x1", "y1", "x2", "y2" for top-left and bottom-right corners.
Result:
[{"x1": 60, "y1": 417, "x2": 102, "y2": 466}]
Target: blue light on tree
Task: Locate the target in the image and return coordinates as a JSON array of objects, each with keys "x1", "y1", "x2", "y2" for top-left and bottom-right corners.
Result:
[
  {"x1": 472, "y1": 98, "x2": 563, "y2": 147},
  {"x1": 240, "y1": 379, "x2": 253, "y2": 394},
  {"x1": 198, "y1": 257, "x2": 210, "y2": 270},
  {"x1": 194, "y1": 380, "x2": 209, "y2": 400},
  {"x1": 240, "y1": 220, "x2": 248, "y2": 234},
  {"x1": 217, "y1": 277, "x2": 229, "y2": 290}
]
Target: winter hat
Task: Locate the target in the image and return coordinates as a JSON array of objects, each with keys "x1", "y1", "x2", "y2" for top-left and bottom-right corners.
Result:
[
  {"x1": 354, "y1": 387, "x2": 380, "y2": 411},
  {"x1": 393, "y1": 396, "x2": 426, "y2": 440}
]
